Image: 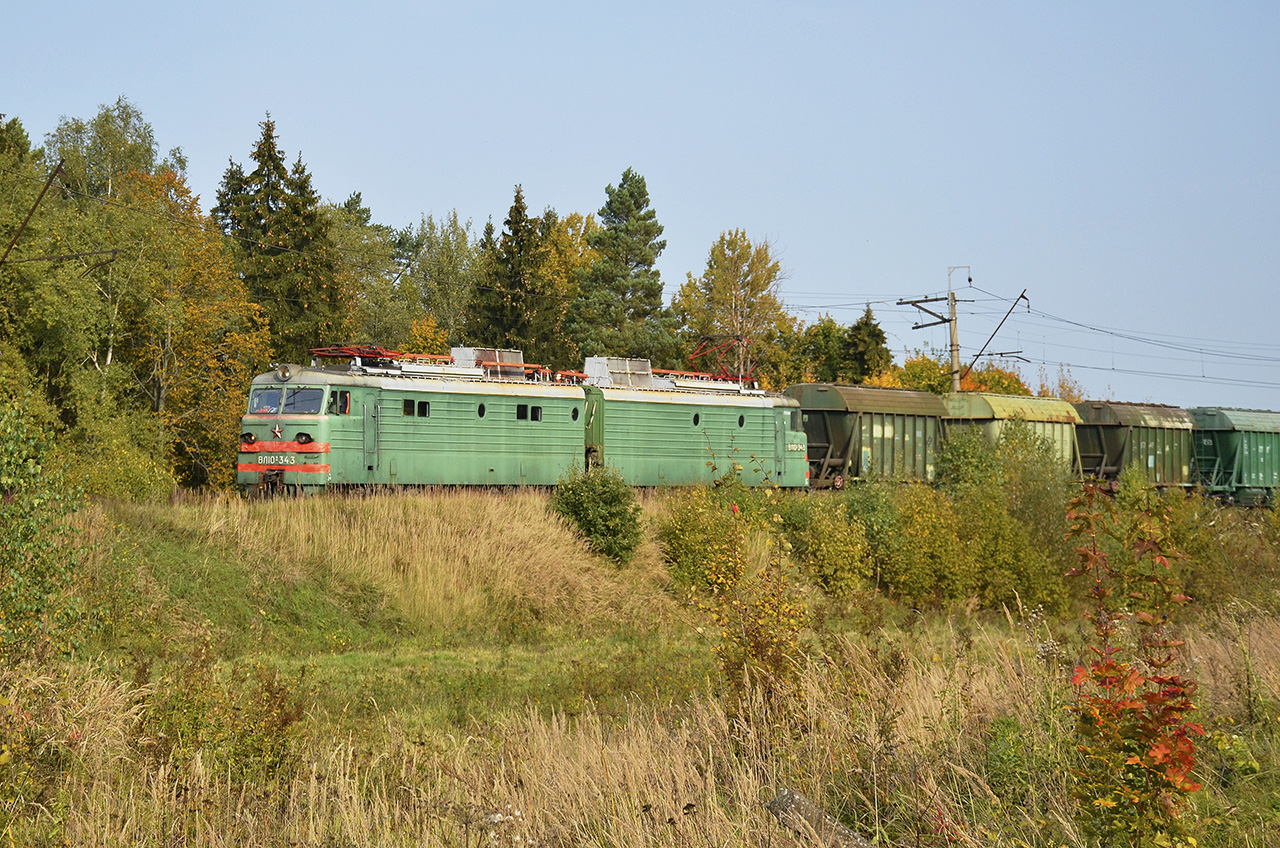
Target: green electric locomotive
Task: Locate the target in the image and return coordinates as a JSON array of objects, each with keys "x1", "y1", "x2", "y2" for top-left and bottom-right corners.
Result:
[{"x1": 236, "y1": 346, "x2": 808, "y2": 493}]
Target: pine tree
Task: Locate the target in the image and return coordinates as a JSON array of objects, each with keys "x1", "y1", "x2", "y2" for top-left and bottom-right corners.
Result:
[
  {"x1": 469, "y1": 185, "x2": 538, "y2": 352},
  {"x1": 844, "y1": 306, "x2": 892, "y2": 381},
  {"x1": 213, "y1": 118, "x2": 345, "y2": 363},
  {"x1": 466, "y1": 187, "x2": 579, "y2": 366},
  {"x1": 566, "y1": 168, "x2": 678, "y2": 365},
  {"x1": 800, "y1": 308, "x2": 891, "y2": 384}
]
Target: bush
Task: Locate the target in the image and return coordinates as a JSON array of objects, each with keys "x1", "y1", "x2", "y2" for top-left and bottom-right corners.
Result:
[
  {"x1": 936, "y1": 421, "x2": 1071, "y2": 610},
  {"x1": 140, "y1": 644, "x2": 310, "y2": 781},
  {"x1": 843, "y1": 481, "x2": 976, "y2": 607},
  {"x1": 779, "y1": 497, "x2": 870, "y2": 599},
  {"x1": 54, "y1": 413, "x2": 175, "y2": 502},
  {"x1": 657, "y1": 486, "x2": 746, "y2": 587},
  {"x1": 550, "y1": 465, "x2": 642, "y2": 565},
  {"x1": 0, "y1": 400, "x2": 83, "y2": 662},
  {"x1": 1118, "y1": 469, "x2": 1280, "y2": 610}
]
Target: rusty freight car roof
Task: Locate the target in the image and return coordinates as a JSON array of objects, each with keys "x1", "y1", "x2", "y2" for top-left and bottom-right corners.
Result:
[
  {"x1": 1189, "y1": 407, "x2": 1280, "y2": 433},
  {"x1": 783, "y1": 384, "x2": 948, "y2": 417},
  {"x1": 945, "y1": 392, "x2": 1083, "y2": 424},
  {"x1": 1073, "y1": 401, "x2": 1194, "y2": 429}
]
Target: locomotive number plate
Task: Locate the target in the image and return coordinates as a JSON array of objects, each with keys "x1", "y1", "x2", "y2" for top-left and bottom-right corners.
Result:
[{"x1": 257, "y1": 454, "x2": 297, "y2": 465}]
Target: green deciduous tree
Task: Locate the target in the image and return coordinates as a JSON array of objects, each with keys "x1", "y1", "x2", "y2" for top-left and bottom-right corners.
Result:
[
  {"x1": 213, "y1": 118, "x2": 346, "y2": 363},
  {"x1": 0, "y1": 114, "x2": 46, "y2": 342},
  {"x1": 328, "y1": 192, "x2": 409, "y2": 348},
  {"x1": 403, "y1": 210, "x2": 480, "y2": 346},
  {"x1": 566, "y1": 168, "x2": 679, "y2": 365},
  {"x1": 674, "y1": 229, "x2": 794, "y2": 385},
  {"x1": 115, "y1": 169, "x2": 271, "y2": 487},
  {"x1": 44, "y1": 96, "x2": 184, "y2": 199}
]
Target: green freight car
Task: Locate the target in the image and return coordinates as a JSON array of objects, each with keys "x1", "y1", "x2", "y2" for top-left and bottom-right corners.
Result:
[
  {"x1": 1073, "y1": 401, "x2": 1195, "y2": 487},
  {"x1": 1189, "y1": 407, "x2": 1280, "y2": 505},
  {"x1": 783, "y1": 383, "x2": 947, "y2": 488},
  {"x1": 944, "y1": 392, "x2": 1082, "y2": 472}
]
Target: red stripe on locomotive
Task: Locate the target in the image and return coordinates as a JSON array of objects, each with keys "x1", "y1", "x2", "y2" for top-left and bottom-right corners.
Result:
[{"x1": 236, "y1": 463, "x2": 331, "y2": 473}]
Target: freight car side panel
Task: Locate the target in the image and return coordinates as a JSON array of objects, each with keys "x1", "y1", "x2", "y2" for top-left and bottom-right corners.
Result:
[
  {"x1": 945, "y1": 393, "x2": 1081, "y2": 472},
  {"x1": 859, "y1": 412, "x2": 941, "y2": 481},
  {"x1": 1073, "y1": 402, "x2": 1194, "y2": 487},
  {"x1": 1190, "y1": 407, "x2": 1280, "y2": 505},
  {"x1": 784, "y1": 384, "x2": 946, "y2": 487}
]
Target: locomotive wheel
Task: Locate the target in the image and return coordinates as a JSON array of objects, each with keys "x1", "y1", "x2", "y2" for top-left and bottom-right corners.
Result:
[{"x1": 831, "y1": 473, "x2": 845, "y2": 491}]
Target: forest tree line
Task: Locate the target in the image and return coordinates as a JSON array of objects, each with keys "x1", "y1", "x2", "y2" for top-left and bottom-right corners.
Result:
[{"x1": 0, "y1": 98, "x2": 1044, "y2": 496}]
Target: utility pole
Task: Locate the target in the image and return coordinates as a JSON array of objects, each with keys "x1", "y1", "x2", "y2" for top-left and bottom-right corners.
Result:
[{"x1": 898, "y1": 266, "x2": 972, "y2": 392}]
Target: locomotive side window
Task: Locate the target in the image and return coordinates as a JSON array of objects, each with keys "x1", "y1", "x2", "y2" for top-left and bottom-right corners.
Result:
[
  {"x1": 693, "y1": 413, "x2": 700, "y2": 427},
  {"x1": 282, "y1": 387, "x2": 324, "y2": 414},
  {"x1": 572, "y1": 407, "x2": 580, "y2": 421},
  {"x1": 531, "y1": 406, "x2": 542, "y2": 422},
  {"x1": 251, "y1": 387, "x2": 282, "y2": 414},
  {"x1": 517, "y1": 404, "x2": 529, "y2": 420},
  {"x1": 417, "y1": 401, "x2": 430, "y2": 417},
  {"x1": 478, "y1": 403, "x2": 486, "y2": 418},
  {"x1": 738, "y1": 414, "x2": 745, "y2": 428},
  {"x1": 403, "y1": 399, "x2": 415, "y2": 416},
  {"x1": 326, "y1": 390, "x2": 351, "y2": 415}
]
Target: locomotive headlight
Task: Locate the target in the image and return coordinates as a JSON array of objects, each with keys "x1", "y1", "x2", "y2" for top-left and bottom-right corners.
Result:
[
  {"x1": 241, "y1": 433, "x2": 257, "y2": 444},
  {"x1": 296, "y1": 432, "x2": 313, "y2": 444}
]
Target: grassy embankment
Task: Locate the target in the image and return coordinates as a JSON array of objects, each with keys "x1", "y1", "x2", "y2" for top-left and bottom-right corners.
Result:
[{"x1": 5, "y1": 485, "x2": 1280, "y2": 846}]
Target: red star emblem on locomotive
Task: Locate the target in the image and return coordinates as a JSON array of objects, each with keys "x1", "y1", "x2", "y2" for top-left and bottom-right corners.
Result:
[{"x1": 272, "y1": 424, "x2": 283, "y2": 438}]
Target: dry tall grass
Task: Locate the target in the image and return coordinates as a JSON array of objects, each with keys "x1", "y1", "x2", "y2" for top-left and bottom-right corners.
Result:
[
  {"x1": 20, "y1": 493, "x2": 1280, "y2": 846},
  {"x1": 13, "y1": 610, "x2": 1278, "y2": 847},
  {"x1": 155, "y1": 490, "x2": 677, "y2": 637}
]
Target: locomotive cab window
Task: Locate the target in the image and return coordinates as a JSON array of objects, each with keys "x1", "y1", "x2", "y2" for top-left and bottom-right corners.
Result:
[
  {"x1": 250, "y1": 387, "x2": 282, "y2": 414},
  {"x1": 327, "y1": 390, "x2": 351, "y2": 415},
  {"x1": 531, "y1": 406, "x2": 542, "y2": 422},
  {"x1": 517, "y1": 404, "x2": 529, "y2": 420},
  {"x1": 417, "y1": 400, "x2": 430, "y2": 417},
  {"x1": 403, "y1": 399, "x2": 415, "y2": 416},
  {"x1": 282, "y1": 387, "x2": 324, "y2": 415}
]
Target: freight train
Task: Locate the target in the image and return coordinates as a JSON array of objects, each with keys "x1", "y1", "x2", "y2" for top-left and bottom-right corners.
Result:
[
  {"x1": 236, "y1": 346, "x2": 810, "y2": 493},
  {"x1": 237, "y1": 347, "x2": 1280, "y2": 504},
  {"x1": 783, "y1": 383, "x2": 1280, "y2": 505}
]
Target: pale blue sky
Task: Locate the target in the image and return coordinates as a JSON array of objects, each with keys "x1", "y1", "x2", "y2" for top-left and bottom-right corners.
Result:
[{"x1": 7, "y1": 1, "x2": 1279, "y2": 407}]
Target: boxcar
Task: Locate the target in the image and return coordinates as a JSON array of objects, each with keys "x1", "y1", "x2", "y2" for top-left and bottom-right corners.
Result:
[
  {"x1": 944, "y1": 393, "x2": 1082, "y2": 472},
  {"x1": 582, "y1": 357, "x2": 808, "y2": 487},
  {"x1": 1073, "y1": 401, "x2": 1195, "y2": 487},
  {"x1": 783, "y1": 383, "x2": 947, "y2": 488},
  {"x1": 1189, "y1": 407, "x2": 1280, "y2": 505}
]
